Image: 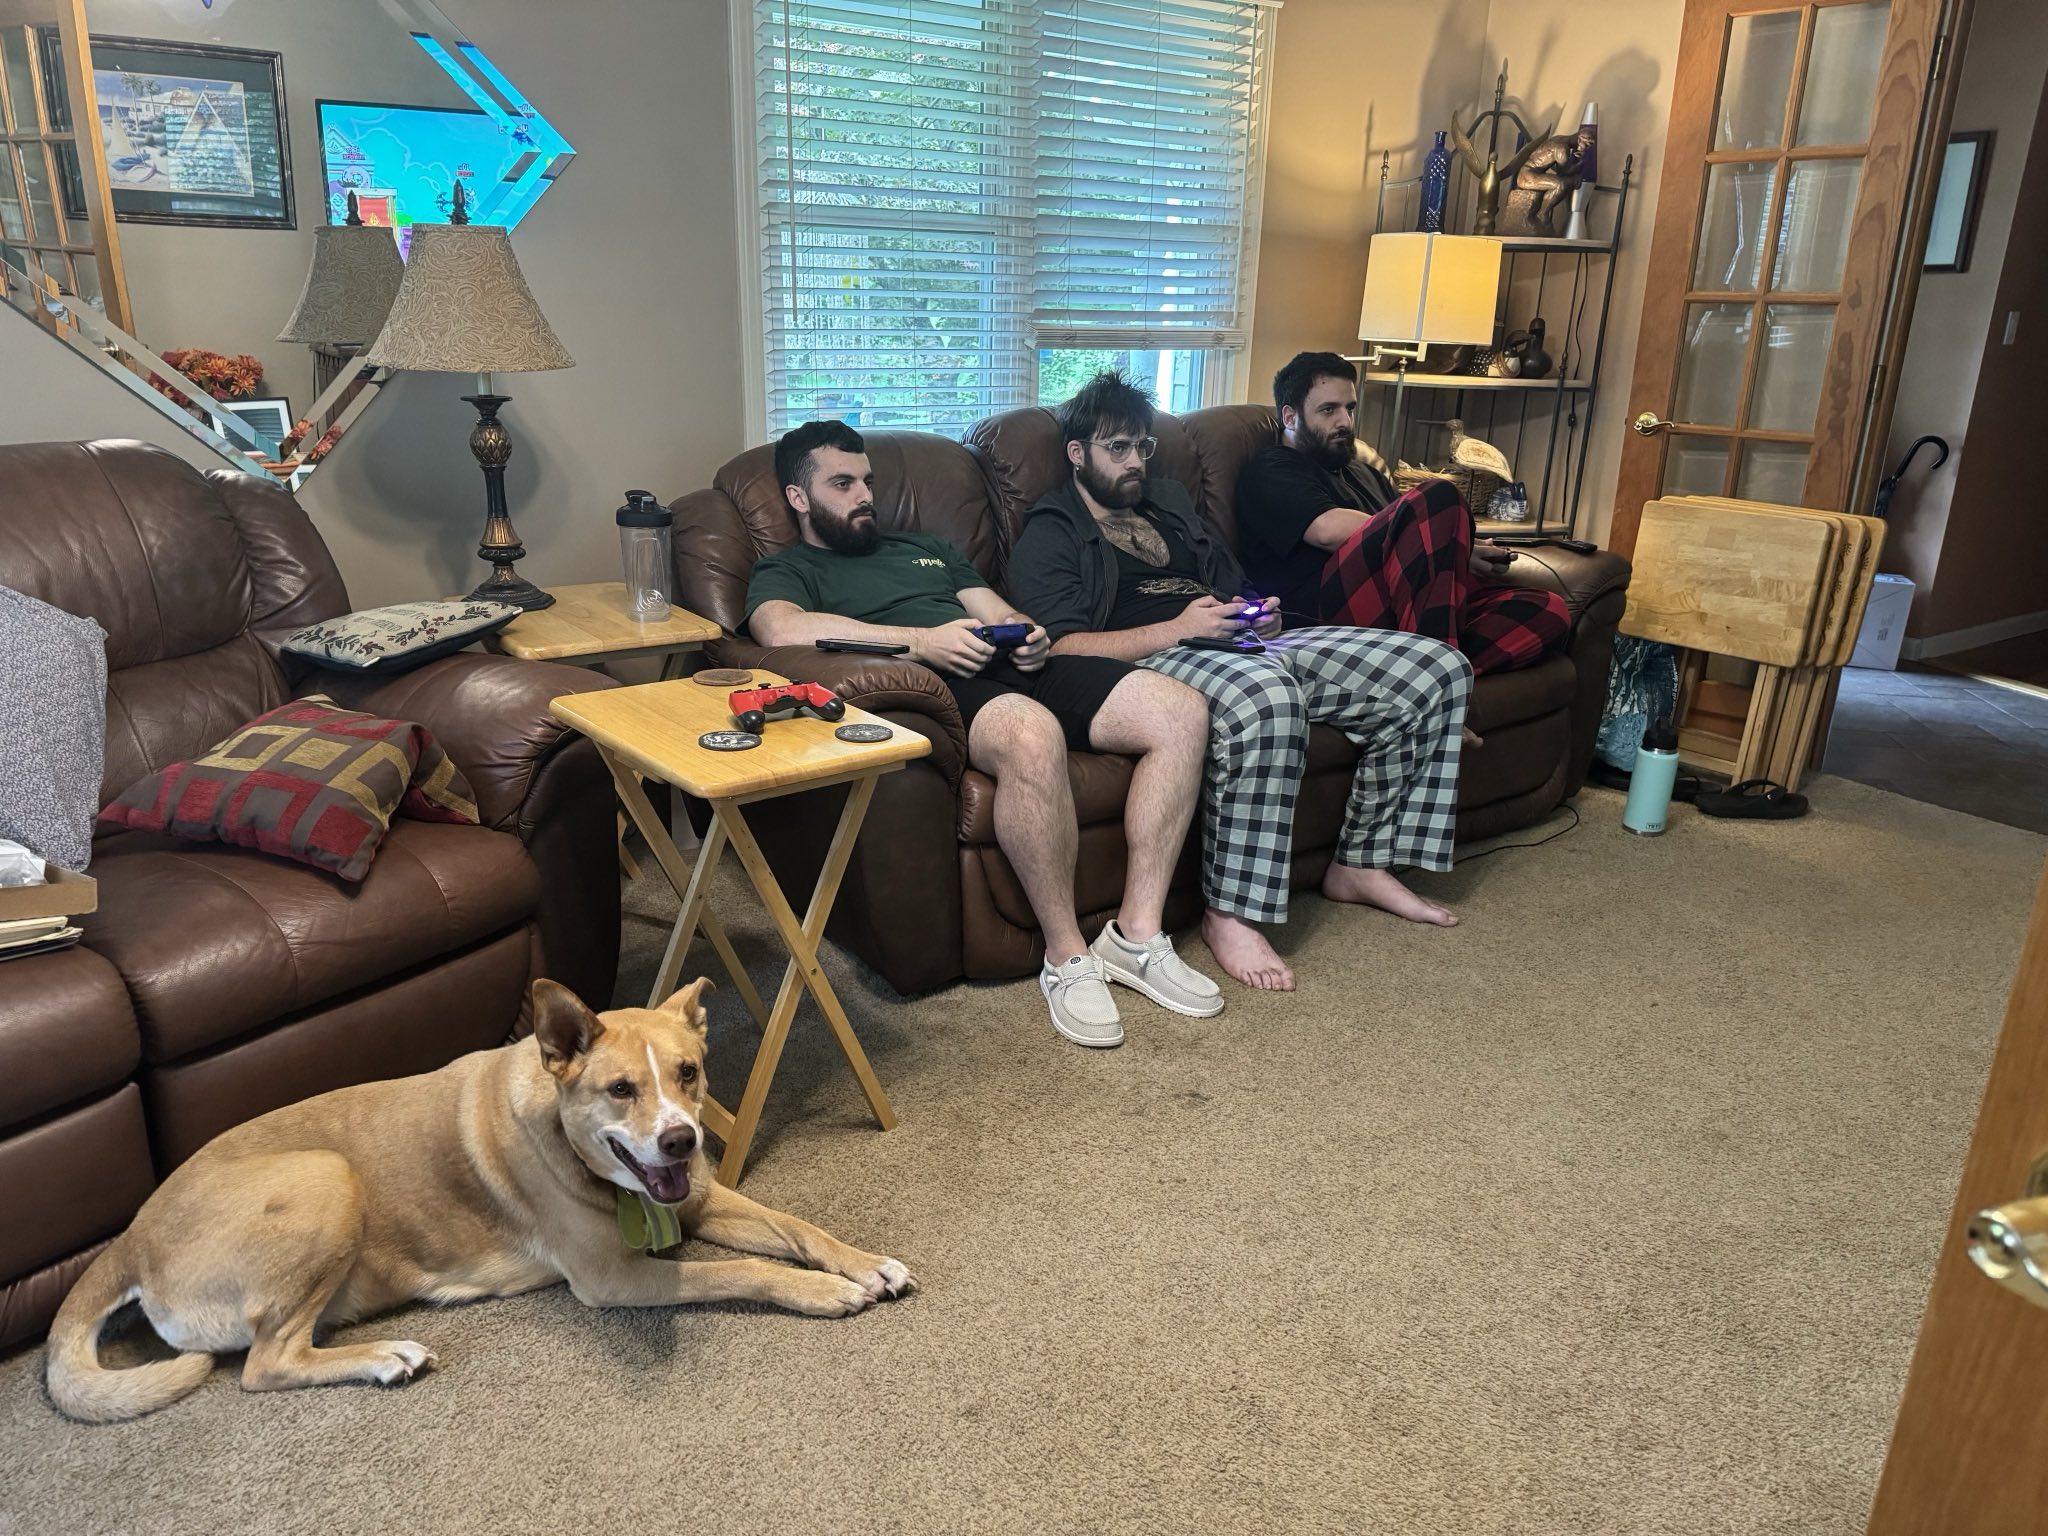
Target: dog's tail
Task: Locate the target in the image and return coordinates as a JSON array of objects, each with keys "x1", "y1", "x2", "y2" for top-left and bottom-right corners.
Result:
[{"x1": 44, "y1": 1239, "x2": 213, "y2": 1423}]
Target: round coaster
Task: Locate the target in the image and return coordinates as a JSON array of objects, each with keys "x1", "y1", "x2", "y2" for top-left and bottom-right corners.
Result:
[
  {"x1": 695, "y1": 668, "x2": 755, "y2": 687},
  {"x1": 834, "y1": 723, "x2": 893, "y2": 743},
  {"x1": 698, "y1": 730, "x2": 762, "y2": 751}
]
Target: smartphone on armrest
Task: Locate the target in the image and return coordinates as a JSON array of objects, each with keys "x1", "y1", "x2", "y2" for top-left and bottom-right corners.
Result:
[{"x1": 816, "y1": 638, "x2": 910, "y2": 656}]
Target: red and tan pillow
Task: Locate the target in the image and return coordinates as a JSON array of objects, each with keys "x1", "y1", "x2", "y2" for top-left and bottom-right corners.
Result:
[{"x1": 98, "y1": 695, "x2": 478, "y2": 882}]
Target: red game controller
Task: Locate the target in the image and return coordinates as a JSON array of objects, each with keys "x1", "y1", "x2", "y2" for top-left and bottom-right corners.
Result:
[{"x1": 730, "y1": 681, "x2": 847, "y2": 734}]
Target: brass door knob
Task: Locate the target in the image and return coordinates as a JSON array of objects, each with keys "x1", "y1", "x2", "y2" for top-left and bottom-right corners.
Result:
[{"x1": 1632, "y1": 411, "x2": 1675, "y2": 436}]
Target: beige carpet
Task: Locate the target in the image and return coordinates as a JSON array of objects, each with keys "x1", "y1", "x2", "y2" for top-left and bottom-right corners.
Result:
[{"x1": 3, "y1": 778, "x2": 2040, "y2": 1536}]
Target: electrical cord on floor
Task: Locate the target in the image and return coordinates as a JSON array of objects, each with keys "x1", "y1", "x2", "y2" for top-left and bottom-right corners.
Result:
[{"x1": 1452, "y1": 801, "x2": 1581, "y2": 865}]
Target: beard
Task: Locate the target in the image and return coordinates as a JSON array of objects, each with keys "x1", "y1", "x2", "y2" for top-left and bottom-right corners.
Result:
[
  {"x1": 1302, "y1": 421, "x2": 1356, "y2": 471},
  {"x1": 812, "y1": 502, "x2": 880, "y2": 555},
  {"x1": 1077, "y1": 456, "x2": 1145, "y2": 510}
]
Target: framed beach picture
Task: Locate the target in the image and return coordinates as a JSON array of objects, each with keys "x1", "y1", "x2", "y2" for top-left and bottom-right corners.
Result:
[
  {"x1": 1924, "y1": 131, "x2": 1992, "y2": 274},
  {"x1": 89, "y1": 36, "x2": 294, "y2": 229}
]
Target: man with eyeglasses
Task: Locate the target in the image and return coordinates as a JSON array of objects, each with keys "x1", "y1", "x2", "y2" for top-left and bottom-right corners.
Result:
[
  {"x1": 1007, "y1": 373, "x2": 1472, "y2": 993},
  {"x1": 745, "y1": 419, "x2": 1221, "y2": 1049}
]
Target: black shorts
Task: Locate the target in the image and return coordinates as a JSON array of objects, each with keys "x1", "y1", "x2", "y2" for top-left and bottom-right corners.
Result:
[{"x1": 942, "y1": 655, "x2": 1134, "y2": 751}]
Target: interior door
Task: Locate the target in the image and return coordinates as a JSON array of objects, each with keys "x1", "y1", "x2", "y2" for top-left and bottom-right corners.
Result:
[
  {"x1": 0, "y1": 0, "x2": 129, "y2": 331},
  {"x1": 1609, "y1": 0, "x2": 1949, "y2": 554},
  {"x1": 1867, "y1": 862, "x2": 2048, "y2": 1533}
]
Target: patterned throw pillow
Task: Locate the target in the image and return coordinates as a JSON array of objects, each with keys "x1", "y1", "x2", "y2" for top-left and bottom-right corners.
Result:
[
  {"x1": 98, "y1": 696, "x2": 479, "y2": 882},
  {"x1": 281, "y1": 600, "x2": 519, "y2": 675}
]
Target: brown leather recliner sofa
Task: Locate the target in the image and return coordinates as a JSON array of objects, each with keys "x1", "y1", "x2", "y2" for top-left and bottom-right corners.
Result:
[
  {"x1": 673, "y1": 403, "x2": 1631, "y2": 995},
  {"x1": 0, "y1": 439, "x2": 622, "y2": 1350}
]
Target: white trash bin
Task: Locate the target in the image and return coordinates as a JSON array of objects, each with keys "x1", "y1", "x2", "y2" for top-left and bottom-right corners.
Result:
[{"x1": 1850, "y1": 573, "x2": 1915, "y2": 671}]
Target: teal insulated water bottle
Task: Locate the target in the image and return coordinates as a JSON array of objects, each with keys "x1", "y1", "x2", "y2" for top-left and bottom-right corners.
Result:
[{"x1": 1622, "y1": 720, "x2": 1680, "y2": 836}]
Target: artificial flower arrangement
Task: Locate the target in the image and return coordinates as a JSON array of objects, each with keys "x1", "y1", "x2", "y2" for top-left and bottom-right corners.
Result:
[{"x1": 152, "y1": 348, "x2": 265, "y2": 404}]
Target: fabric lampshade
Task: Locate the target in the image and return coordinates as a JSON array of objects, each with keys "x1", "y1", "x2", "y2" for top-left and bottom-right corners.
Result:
[
  {"x1": 1358, "y1": 233, "x2": 1501, "y2": 346},
  {"x1": 276, "y1": 223, "x2": 405, "y2": 345},
  {"x1": 362, "y1": 223, "x2": 574, "y2": 375}
]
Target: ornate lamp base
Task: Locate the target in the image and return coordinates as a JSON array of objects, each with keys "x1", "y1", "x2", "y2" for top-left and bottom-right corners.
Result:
[{"x1": 461, "y1": 392, "x2": 554, "y2": 611}]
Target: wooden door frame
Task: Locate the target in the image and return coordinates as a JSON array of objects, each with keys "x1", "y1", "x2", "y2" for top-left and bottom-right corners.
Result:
[{"x1": 1610, "y1": 0, "x2": 1949, "y2": 556}]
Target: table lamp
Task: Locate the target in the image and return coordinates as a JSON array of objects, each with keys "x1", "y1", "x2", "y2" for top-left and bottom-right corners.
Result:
[
  {"x1": 1357, "y1": 232, "x2": 1502, "y2": 367},
  {"x1": 275, "y1": 191, "x2": 405, "y2": 461},
  {"x1": 362, "y1": 181, "x2": 574, "y2": 610}
]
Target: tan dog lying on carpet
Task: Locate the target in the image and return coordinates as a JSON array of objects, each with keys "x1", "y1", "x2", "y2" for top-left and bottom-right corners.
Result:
[{"x1": 45, "y1": 977, "x2": 913, "y2": 1422}]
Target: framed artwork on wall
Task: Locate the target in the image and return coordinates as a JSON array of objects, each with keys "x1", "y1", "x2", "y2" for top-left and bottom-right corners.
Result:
[
  {"x1": 1924, "y1": 130, "x2": 1992, "y2": 274},
  {"x1": 89, "y1": 36, "x2": 295, "y2": 229},
  {"x1": 222, "y1": 396, "x2": 292, "y2": 451}
]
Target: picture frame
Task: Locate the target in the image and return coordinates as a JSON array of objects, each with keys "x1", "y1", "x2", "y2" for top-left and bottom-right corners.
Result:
[
  {"x1": 222, "y1": 396, "x2": 292, "y2": 452},
  {"x1": 1924, "y1": 130, "x2": 1992, "y2": 274},
  {"x1": 88, "y1": 36, "x2": 294, "y2": 230}
]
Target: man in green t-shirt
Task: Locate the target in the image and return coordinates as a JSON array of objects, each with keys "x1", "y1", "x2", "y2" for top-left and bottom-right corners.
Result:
[{"x1": 745, "y1": 421, "x2": 1220, "y2": 1049}]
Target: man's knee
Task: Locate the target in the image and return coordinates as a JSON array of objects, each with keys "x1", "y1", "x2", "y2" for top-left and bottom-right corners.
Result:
[
  {"x1": 1219, "y1": 661, "x2": 1308, "y2": 745},
  {"x1": 971, "y1": 697, "x2": 1068, "y2": 775}
]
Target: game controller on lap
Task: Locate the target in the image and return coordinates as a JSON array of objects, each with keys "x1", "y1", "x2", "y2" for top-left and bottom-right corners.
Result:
[
  {"x1": 971, "y1": 622, "x2": 1033, "y2": 649},
  {"x1": 729, "y1": 681, "x2": 847, "y2": 733}
]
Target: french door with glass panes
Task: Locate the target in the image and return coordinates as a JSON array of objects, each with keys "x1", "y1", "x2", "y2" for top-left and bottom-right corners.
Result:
[
  {"x1": 0, "y1": 0, "x2": 129, "y2": 331},
  {"x1": 1610, "y1": 0, "x2": 1949, "y2": 553}
]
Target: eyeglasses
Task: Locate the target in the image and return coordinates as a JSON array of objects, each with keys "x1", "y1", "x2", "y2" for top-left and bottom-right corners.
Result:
[{"x1": 1091, "y1": 435, "x2": 1157, "y2": 463}]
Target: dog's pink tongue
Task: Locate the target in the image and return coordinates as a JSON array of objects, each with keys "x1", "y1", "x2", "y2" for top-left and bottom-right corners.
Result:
[{"x1": 643, "y1": 1161, "x2": 691, "y2": 1205}]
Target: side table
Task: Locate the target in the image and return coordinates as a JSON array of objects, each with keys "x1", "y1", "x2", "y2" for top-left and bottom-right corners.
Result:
[
  {"x1": 550, "y1": 671, "x2": 931, "y2": 1184},
  {"x1": 487, "y1": 583, "x2": 722, "y2": 876}
]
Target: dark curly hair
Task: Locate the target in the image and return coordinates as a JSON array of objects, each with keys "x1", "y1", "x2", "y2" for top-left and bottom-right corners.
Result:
[
  {"x1": 774, "y1": 419, "x2": 866, "y2": 498},
  {"x1": 1272, "y1": 351, "x2": 1358, "y2": 423},
  {"x1": 1054, "y1": 370, "x2": 1155, "y2": 447}
]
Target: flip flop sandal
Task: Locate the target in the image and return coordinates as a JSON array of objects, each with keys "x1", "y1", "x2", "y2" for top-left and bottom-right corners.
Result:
[{"x1": 1694, "y1": 778, "x2": 1809, "y2": 820}]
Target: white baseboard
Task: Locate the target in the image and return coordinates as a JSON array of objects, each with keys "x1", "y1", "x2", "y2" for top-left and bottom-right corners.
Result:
[{"x1": 1902, "y1": 608, "x2": 2048, "y2": 660}]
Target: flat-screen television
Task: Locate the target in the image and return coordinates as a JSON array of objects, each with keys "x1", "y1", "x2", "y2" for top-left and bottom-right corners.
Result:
[{"x1": 316, "y1": 98, "x2": 538, "y2": 253}]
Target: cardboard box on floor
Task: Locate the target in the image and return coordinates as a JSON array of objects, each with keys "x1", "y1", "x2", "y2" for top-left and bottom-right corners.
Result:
[
  {"x1": 1620, "y1": 496, "x2": 1886, "y2": 791},
  {"x1": 0, "y1": 866, "x2": 98, "y2": 922}
]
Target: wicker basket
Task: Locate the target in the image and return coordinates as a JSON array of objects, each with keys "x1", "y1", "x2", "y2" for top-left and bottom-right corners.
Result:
[{"x1": 1393, "y1": 460, "x2": 1504, "y2": 513}]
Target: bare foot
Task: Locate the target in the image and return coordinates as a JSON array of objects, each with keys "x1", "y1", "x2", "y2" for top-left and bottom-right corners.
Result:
[
  {"x1": 1201, "y1": 909, "x2": 1294, "y2": 990},
  {"x1": 1322, "y1": 864, "x2": 1459, "y2": 927},
  {"x1": 1462, "y1": 726, "x2": 1483, "y2": 749}
]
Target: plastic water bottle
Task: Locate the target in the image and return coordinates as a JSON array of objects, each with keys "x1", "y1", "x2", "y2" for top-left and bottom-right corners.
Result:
[
  {"x1": 1622, "y1": 720, "x2": 1680, "y2": 836},
  {"x1": 616, "y1": 490, "x2": 673, "y2": 623}
]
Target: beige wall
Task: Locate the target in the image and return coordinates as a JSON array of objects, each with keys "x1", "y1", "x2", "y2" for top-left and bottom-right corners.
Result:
[
  {"x1": 1250, "y1": 0, "x2": 1684, "y2": 547},
  {"x1": 1879, "y1": 0, "x2": 2048, "y2": 642},
  {"x1": 2, "y1": 0, "x2": 745, "y2": 611}
]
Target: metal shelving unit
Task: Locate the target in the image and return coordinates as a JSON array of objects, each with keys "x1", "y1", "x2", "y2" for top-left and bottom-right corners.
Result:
[{"x1": 1353, "y1": 154, "x2": 1635, "y2": 538}]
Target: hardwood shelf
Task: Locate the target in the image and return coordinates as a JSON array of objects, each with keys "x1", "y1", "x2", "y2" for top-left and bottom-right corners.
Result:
[{"x1": 1359, "y1": 371, "x2": 1591, "y2": 392}]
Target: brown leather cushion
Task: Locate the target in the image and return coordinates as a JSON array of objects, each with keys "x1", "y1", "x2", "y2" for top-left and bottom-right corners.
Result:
[
  {"x1": 0, "y1": 1086, "x2": 154, "y2": 1311},
  {"x1": 1469, "y1": 655, "x2": 1577, "y2": 733},
  {"x1": 0, "y1": 946, "x2": 140, "y2": 1130},
  {"x1": 82, "y1": 818, "x2": 540, "y2": 1063},
  {"x1": 957, "y1": 753, "x2": 1136, "y2": 845}
]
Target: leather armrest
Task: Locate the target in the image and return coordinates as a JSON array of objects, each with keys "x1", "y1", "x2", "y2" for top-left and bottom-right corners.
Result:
[
  {"x1": 713, "y1": 638, "x2": 969, "y2": 787},
  {"x1": 299, "y1": 653, "x2": 617, "y2": 833},
  {"x1": 1497, "y1": 548, "x2": 1632, "y2": 629}
]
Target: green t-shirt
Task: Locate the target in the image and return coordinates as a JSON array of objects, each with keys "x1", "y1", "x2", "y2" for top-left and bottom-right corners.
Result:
[{"x1": 744, "y1": 532, "x2": 988, "y2": 631}]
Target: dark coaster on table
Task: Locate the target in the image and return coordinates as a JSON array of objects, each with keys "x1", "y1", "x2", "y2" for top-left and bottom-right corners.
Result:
[
  {"x1": 698, "y1": 730, "x2": 761, "y2": 751},
  {"x1": 695, "y1": 668, "x2": 755, "y2": 687},
  {"x1": 834, "y1": 723, "x2": 893, "y2": 743}
]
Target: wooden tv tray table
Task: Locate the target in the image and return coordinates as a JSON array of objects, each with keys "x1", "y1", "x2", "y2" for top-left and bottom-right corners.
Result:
[
  {"x1": 550, "y1": 670, "x2": 930, "y2": 1183},
  {"x1": 483, "y1": 583, "x2": 722, "y2": 876}
]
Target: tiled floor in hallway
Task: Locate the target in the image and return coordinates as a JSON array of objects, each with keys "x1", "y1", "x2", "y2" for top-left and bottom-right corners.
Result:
[{"x1": 1823, "y1": 665, "x2": 2048, "y2": 835}]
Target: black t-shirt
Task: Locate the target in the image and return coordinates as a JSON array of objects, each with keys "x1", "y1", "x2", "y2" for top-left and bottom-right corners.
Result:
[
  {"x1": 1236, "y1": 446, "x2": 1395, "y2": 624},
  {"x1": 1105, "y1": 520, "x2": 1209, "y2": 630}
]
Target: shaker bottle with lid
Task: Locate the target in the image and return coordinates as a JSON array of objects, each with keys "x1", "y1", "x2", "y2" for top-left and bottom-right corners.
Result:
[{"x1": 616, "y1": 490, "x2": 673, "y2": 622}]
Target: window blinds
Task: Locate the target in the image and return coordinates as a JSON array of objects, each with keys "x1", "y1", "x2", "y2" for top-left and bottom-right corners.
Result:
[{"x1": 753, "y1": 0, "x2": 1273, "y2": 434}]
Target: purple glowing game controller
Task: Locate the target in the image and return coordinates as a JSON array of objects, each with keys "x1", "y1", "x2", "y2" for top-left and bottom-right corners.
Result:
[{"x1": 972, "y1": 623, "x2": 1032, "y2": 649}]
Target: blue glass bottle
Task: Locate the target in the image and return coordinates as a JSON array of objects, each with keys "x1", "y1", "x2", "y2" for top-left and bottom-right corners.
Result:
[{"x1": 1420, "y1": 131, "x2": 1451, "y2": 232}]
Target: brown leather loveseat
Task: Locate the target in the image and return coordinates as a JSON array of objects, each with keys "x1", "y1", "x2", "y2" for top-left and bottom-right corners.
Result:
[
  {"x1": 0, "y1": 440, "x2": 622, "y2": 1349},
  {"x1": 674, "y1": 404, "x2": 1630, "y2": 994}
]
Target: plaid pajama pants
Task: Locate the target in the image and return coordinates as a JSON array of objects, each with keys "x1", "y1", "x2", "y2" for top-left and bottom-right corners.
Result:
[
  {"x1": 1141, "y1": 627, "x2": 1470, "y2": 924},
  {"x1": 1316, "y1": 478, "x2": 1572, "y2": 675}
]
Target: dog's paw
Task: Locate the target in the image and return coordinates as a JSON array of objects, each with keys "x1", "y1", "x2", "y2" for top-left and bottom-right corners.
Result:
[
  {"x1": 784, "y1": 1270, "x2": 874, "y2": 1318},
  {"x1": 368, "y1": 1341, "x2": 437, "y2": 1385},
  {"x1": 860, "y1": 1257, "x2": 916, "y2": 1301}
]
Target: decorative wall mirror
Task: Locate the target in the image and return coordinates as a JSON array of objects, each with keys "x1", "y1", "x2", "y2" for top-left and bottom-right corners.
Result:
[{"x1": 0, "y1": 0, "x2": 573, "y2": 490}]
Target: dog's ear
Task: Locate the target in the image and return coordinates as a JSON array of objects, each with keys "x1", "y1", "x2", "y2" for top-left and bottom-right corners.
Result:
[
  {"x1": 532, "y1": 979, "x2": 605, "y2": 1076},
  {"x1": 656, "y1": 977, "x2": 715, "y2": 1037}
]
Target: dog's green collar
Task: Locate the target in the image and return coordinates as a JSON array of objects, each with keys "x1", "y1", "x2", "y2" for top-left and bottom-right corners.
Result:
[{"x1": 615, "y1": 1186, "x2": 684, "y2": 1252}]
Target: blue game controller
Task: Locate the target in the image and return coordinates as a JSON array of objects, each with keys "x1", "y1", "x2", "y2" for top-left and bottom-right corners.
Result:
[{"x1": 972, "y1": 623, "x2": 1032, "y2": 649}]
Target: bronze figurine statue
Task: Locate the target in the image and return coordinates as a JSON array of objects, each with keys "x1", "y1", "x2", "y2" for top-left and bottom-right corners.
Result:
[
  {"x1": 1449, "y1": 64, "x2": 1556, "y2": 237},
  {"x1": 1498, "y1": 121, "x2": 1596, "y2": 238}
]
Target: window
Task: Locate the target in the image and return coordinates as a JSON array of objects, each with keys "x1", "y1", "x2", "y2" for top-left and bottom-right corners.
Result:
[{"x1": 748, "y1": 0, "x2": 1274, "y2": 437}]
